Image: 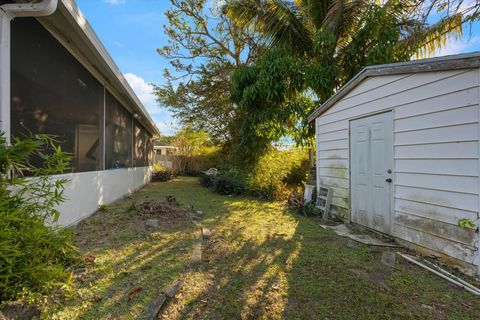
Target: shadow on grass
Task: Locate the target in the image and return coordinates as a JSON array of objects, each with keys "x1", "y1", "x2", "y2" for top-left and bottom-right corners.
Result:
[
  {"x1": 157, "y1": 177, "x2": 480, "y2": 320},
  {"x1": 47, "y1": 185, "x2": 197, "y2": 320}
]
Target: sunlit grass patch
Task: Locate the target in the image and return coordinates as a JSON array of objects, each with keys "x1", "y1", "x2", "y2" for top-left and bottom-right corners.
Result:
[{"x1": 157, "y1": 177, "x2": 480, "y2": 320}]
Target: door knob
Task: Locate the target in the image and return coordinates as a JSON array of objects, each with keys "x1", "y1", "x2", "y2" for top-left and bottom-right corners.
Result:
[{"x1": 385, "y1": 178, "x2": 392, "y2": 183}]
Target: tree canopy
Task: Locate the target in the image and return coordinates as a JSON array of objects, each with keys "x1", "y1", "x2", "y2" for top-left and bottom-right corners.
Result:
[
  {"x1": 154, "y1": 0, "x2": 262, "y2": 142},
  {"x1": 227, "y1": 0, "x2": 474, "y2": 164},
  {"x1": 155, "y1": 0, "x2": 479, "y2": 167}
]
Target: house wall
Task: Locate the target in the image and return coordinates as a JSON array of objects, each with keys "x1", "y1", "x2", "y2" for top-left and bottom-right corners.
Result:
[
  {"x1": 8, "y1": 17, "x2": 156, "y2": 226},
  {"x1": 315, "y1": 68, "x2": 480, "y2": 273},
  {"x1": 54, "y1": 166, "x2": 152, "y2": 226}
]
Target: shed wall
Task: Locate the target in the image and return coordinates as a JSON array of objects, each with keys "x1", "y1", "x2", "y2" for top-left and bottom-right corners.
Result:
[{"x1": 315, "y1": 68, "x2": 480, "y2": 272}]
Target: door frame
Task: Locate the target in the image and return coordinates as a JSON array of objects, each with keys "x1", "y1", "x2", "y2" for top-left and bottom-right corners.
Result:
[{"x1": 348, "y1": 110, "x2": 395, "y2": 235}]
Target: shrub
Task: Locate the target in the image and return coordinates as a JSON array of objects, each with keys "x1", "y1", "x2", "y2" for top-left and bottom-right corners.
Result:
[
  {"x1": 0, "y1": 133, "x2": 80, "y2": 302},
  {"x1": 247, "y1": 148, "x2": 309, "y2": 200},
  {"x1": 152, "y1": 164, "x2": 175, "y2": 182},
  {"x1": 199, "y1": 172, "x2": 216, "y2": 188},
  {"x1": 200, "y1": 171, "x2": 245, "y2": 195},
  {"x1": 212, "y1": 172, "x2": 245, "y2": 195}
]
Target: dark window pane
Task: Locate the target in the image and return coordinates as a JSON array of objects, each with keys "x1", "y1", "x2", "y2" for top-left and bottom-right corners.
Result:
[
  {"x1": 105, "y1": 91, "x2": 132, "y2": 169},
  {"x1": 10, "y1": 18, "x2": 103, "y2": 173}
]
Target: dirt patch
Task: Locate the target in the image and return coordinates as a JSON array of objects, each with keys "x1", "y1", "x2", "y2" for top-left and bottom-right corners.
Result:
[{"x1": 0, "y1": 302, "x2": 40, "y2": 320}]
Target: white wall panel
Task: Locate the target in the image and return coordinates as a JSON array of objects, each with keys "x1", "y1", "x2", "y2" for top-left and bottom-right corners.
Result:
[{"x1": 54, "y1": 166, "x2": 153, "y2": 226}]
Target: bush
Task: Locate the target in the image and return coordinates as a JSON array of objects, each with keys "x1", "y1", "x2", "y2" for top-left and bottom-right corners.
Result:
[
  {"x1": 199, "y1": 172, "x2": 216, "y2": 188},
  {"x1": 152, "y1": 164, "x2": 175, "y2": 182},
  {"x1": 247, "y1": 148, "x2": 309, "y2": 200},
  {"x1": 0, "y1": 133, "x2": 80, "y2": 302},
  {"x1": 212, "y1": 172, "x2": 245, "y2": 195},
  {"x1": 199, "y1": 171, "x2": 245, "y2": 196},
  {"x1": 198, "y1": 148, "x2": 309, "y2": 200}
]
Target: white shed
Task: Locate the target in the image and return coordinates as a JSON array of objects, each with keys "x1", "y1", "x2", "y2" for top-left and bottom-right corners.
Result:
[{"x1": 308, "y1": 52, "x2": 480, "y2": 275}]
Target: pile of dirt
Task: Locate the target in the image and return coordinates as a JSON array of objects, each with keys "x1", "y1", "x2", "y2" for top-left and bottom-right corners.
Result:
[
  {"x1": 0, "y1": 302, "x2": 40, "y2": 320},
  {"x1": 136, "y1": 196, "x2": 191, "y2": 221}
]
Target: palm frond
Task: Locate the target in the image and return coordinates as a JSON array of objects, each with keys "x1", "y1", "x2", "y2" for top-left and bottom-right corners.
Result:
[
  {"x1": 294, "y1": 0, "x2": 333, "y2": 29},
  {"x1": 397, "y1": 13, "x2": 464, "y2": 58},
  {"x1": 227, "y1": 0, "x2": 314, "y2": 55},
  {"x1": 323, "y1": 0, "x2": 369, "y2": 46}
]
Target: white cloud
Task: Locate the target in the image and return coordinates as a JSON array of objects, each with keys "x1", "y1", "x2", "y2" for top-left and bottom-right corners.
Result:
[
  {"x1": 124, "y1": 72, "x2": 178, "y2": 136},
  {"x1": 124, "y1": 72, "x2": 157, "y2": 111},
  {"x1": 103, "y1": 0, "x2": 125, "y2": 5}
]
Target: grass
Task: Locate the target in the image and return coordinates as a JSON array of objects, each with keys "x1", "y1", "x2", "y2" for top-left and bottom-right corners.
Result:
[
  {"x1": 44, "y1": 184, "x2": 196, "y2": 319},
  {"x1": 154, "y1": 177, "x2": 480, "y2": 320},
  {"x1": 44, "y1": 176, "x2": 480, "y2": 319}
]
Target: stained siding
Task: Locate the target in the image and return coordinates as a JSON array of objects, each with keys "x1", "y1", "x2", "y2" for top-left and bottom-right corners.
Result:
[{"x1": 315, "y1": 68, "x2": 480, "y2": 270}]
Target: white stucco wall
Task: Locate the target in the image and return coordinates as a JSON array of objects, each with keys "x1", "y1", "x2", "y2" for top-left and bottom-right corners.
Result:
[{"x1": 53, "y1": 166, "x2": 152, "y2": 226}]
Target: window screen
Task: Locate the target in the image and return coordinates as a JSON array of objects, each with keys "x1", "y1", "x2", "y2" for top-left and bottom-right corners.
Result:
[
  {"x1": 10, "y1": 18, "x2": 103, "y2": 173},
  {"x1": 105, "y1": 91, "x2": 132, "y2": 169},
  {"x1": 133, "y1": 120, "x2": 147, "y2": 167}
]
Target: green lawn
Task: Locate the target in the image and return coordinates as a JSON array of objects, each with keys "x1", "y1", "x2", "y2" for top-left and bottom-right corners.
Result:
[
  {"x1": 46, "y1": 176, "x2": 479, "y2": 319},
  {"x1": 156, "y1": 177, "x2": 479, "y2": 320}
]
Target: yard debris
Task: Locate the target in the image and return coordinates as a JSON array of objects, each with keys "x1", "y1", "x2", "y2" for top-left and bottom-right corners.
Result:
[
  {"x1": 320, "y1": 224, "x2": 400, "y2": 247},
  {"x1": 91, "y1": 294, "x2": 102, "y2": 303},
  {"x1": 128, "y1": 287, "x2": 143, "y2": 302},
  {"x1": 202, "y1": 228, "x2": 211, "y2": 239},
  {"x1": 145, "y1": 219, "x2": 159, "y2": 230},
  {"x1": 144, "y1": 294, "x2": 167, "y2": 320},
  {"x1": 189, "y1": 232, "x2": 203, "y2": 268},
  {"x1": 397, "y1": 252, "x2": 480, "y2": 296},
  {"x1": 73, "y1": 268, "x2": 86, "y2": 275},
  {"x1": 164, "y1": 280, "x2": 182, "y2": 298},
  {"x1": 84, "y1": 254, "x2": 96, "y2": 264},
  {"x1": 0, "y1": 302, "x2": 40, "y2": 320},
  {"x1": 136, "y1": 196, "x2": 190, "y2": 222}
]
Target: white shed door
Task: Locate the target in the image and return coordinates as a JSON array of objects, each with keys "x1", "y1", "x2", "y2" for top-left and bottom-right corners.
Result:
[{"x1": 350, "y1": 112, "x2": 393, "y2": 235}]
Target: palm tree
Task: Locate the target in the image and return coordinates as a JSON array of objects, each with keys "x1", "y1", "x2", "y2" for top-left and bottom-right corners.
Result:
[
  {"x1": 225, "y1": 0, "x2": 467, "y2": 167},
  {"x1": 226, "y1": 0, "x2": 465, "y2": 64}
]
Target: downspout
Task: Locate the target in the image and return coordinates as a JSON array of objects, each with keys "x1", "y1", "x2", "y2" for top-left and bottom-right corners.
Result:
[{"x1": 0, "y1": 0, "x2": 58, "y2": 145}]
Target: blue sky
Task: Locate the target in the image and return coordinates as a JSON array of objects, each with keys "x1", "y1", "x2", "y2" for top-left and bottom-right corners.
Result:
[{"x1": 76, "y1": 0, "x2": 480, "y2": 137}]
